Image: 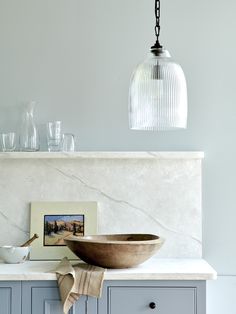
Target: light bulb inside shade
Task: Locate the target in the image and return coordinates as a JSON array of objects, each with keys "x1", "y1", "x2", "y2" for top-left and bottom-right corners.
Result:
[
  {"x1": 129, "y1": 50, "x2": 188, "y2": 131},
  {"x1": 137, "y1": 79, "x2": 164, "y2": 129}
]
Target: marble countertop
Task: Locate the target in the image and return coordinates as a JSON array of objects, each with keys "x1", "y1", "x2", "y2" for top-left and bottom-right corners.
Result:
[{"x1": 0, "y1": 258, "x2": 216, "y2": 281}]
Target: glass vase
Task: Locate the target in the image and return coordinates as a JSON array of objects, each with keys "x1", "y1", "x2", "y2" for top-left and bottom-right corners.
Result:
[{"x1": 19, "y1": 101, "x2": 40, "y2": 152}]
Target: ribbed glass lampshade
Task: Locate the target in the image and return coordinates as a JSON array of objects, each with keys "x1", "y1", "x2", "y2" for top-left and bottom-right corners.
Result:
[{"x1": 129, "y1": 49, "x2": 187, "y2": 131}]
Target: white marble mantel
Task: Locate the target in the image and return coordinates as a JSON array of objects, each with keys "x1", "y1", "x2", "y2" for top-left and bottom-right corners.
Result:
[
  {"x1": 0, "y1": 152, "x2": 204, "y2": 159},
  {"x1": 0, "y1": 258, "x2": 216, "y2": 281},
  {"x1": 0, "y1": 151, "x2": 203, "y2": 258}
]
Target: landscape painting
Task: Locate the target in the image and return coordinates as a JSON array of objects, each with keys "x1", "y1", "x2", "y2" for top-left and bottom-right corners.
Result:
[{"x1": 44, "y1": 214, "x2": 84, "y2": 246}]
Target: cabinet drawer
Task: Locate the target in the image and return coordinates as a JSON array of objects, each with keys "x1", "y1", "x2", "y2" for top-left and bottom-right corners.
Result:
[{"x1": 108, "y1": 287, "x2": 196, "y2": 314}]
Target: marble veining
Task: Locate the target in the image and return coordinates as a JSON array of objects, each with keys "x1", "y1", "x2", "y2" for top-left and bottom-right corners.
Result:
[
  {"x1": 52, "y1": 164, "x2": 201, "y2": 244},
  {"x1": 0, "y1": 152, "x2": 203, "y2": 258}
]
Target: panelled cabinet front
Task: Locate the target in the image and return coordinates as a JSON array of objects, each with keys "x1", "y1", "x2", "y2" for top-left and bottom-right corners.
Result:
[
  {"x1": 98, "y1": 281, "x2": 206, "y2": 314},
  {"x1": 0, "y1": 280, "x2": 206, "y2": 314},
  {"x1": 0, "y1": 282, "x2": 21, "y2": 314},
  {"x1": 22, "y1": 281, "x2": 90, "y2": 314}
]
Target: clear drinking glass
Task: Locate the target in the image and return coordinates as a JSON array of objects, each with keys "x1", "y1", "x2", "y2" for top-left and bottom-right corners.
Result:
[
  {"x1": 47, "y1": 121, "x2": 62, "y2": 152},
  {"x1": 61, "y1": 133, "x2": 75, "y2": 152},
  {"x1": 0, "y1": 132, "x2": 16, "y2": 152}
]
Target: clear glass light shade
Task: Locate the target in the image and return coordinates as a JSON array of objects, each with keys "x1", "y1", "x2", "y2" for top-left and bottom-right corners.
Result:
[{"x1": 129, "y1": 50, "x2": 187, "y2": 131}]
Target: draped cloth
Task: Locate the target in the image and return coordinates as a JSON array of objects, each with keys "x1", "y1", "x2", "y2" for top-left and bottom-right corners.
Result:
[{"x1": 55, "y1": 257, "x2": 105, "y2": 314}]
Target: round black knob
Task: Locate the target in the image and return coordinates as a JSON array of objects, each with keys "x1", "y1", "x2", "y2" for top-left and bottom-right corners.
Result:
[{"x1": 149, "y1": 302, "x2": 156, "y2": 309}]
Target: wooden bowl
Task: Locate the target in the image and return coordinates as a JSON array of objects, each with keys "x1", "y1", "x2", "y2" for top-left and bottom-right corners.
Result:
[{"x1": 64, "y1": 234, "x2": 164, "y2": 268}]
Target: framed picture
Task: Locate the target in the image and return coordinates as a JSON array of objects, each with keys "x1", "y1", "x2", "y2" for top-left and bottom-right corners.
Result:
[{"x1": 30, "y1": 202, "x2": 97, "y2": 260}]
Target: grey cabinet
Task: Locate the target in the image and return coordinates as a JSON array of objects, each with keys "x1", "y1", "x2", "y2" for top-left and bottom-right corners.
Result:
[
  {"x1": 0, "y1": 282, "x2": 21, "y2": 314},
  {"x1": 0, "y1": 280, "x2": 206, "y2": 314}
]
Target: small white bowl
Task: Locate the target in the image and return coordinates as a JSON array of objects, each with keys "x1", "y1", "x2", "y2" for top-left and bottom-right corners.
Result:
[{"x1": 0, "y1": 246, "x2": 30, "y2": 264}]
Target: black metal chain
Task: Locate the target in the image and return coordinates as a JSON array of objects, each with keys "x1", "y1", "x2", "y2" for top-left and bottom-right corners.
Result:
[
  {"x1": 154, "y1": 0, "x2": 161, "y2": 40},
  {"x1": 151, "y1": 0, "x2": 163, "y2": 50}
]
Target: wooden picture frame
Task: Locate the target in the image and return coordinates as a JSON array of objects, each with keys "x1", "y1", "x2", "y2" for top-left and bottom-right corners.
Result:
[{"x1": 30, "y1": 202, "x2": 97, "y2": 260}]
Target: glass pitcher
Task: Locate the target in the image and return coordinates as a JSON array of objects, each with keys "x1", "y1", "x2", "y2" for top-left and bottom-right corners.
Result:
[{"x1": 19, "y1": 101, "x2": 40, "y2": 151}]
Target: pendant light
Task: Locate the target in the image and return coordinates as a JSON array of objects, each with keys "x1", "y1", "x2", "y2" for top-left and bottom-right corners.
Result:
[{"x1": 129, "y1": 0, "x2": 187, "y2": 131}]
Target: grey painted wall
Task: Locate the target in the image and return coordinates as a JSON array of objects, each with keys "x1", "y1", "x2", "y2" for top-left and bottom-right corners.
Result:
[{"x1": 0, "y1": 0, "x2": 234, "y2": 312}]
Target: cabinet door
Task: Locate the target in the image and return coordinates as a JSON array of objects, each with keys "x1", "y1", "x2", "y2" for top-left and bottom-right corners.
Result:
[
  {"x1": 22, "y1": 281, "x2": 94, "y2": 314},
  {"x1": 98, "y1": 281, "x2": 206, "y2": 314},
  {"x1": 0, "y1": 282, "x2": 21, "y2": 314}
]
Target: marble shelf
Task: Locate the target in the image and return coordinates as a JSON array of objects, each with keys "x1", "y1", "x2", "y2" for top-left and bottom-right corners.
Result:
[
  {"x1": 0, "y1": 151, "x2": 204, "y2": 159},
  {"x1": 0, "y1": 258, "x2": 216, "y2": 281}
]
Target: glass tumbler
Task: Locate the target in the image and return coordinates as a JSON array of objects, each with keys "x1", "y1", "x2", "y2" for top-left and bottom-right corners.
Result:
[
  {"x1": 0, "y1": 132, "x2": 16, "y2": 152},
  {"x1": 47, "y1": 121, "x2": 62, "y2": 152},
  {"x1": 61, "y1": 133, "x2": 75, "y2": 152}
]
